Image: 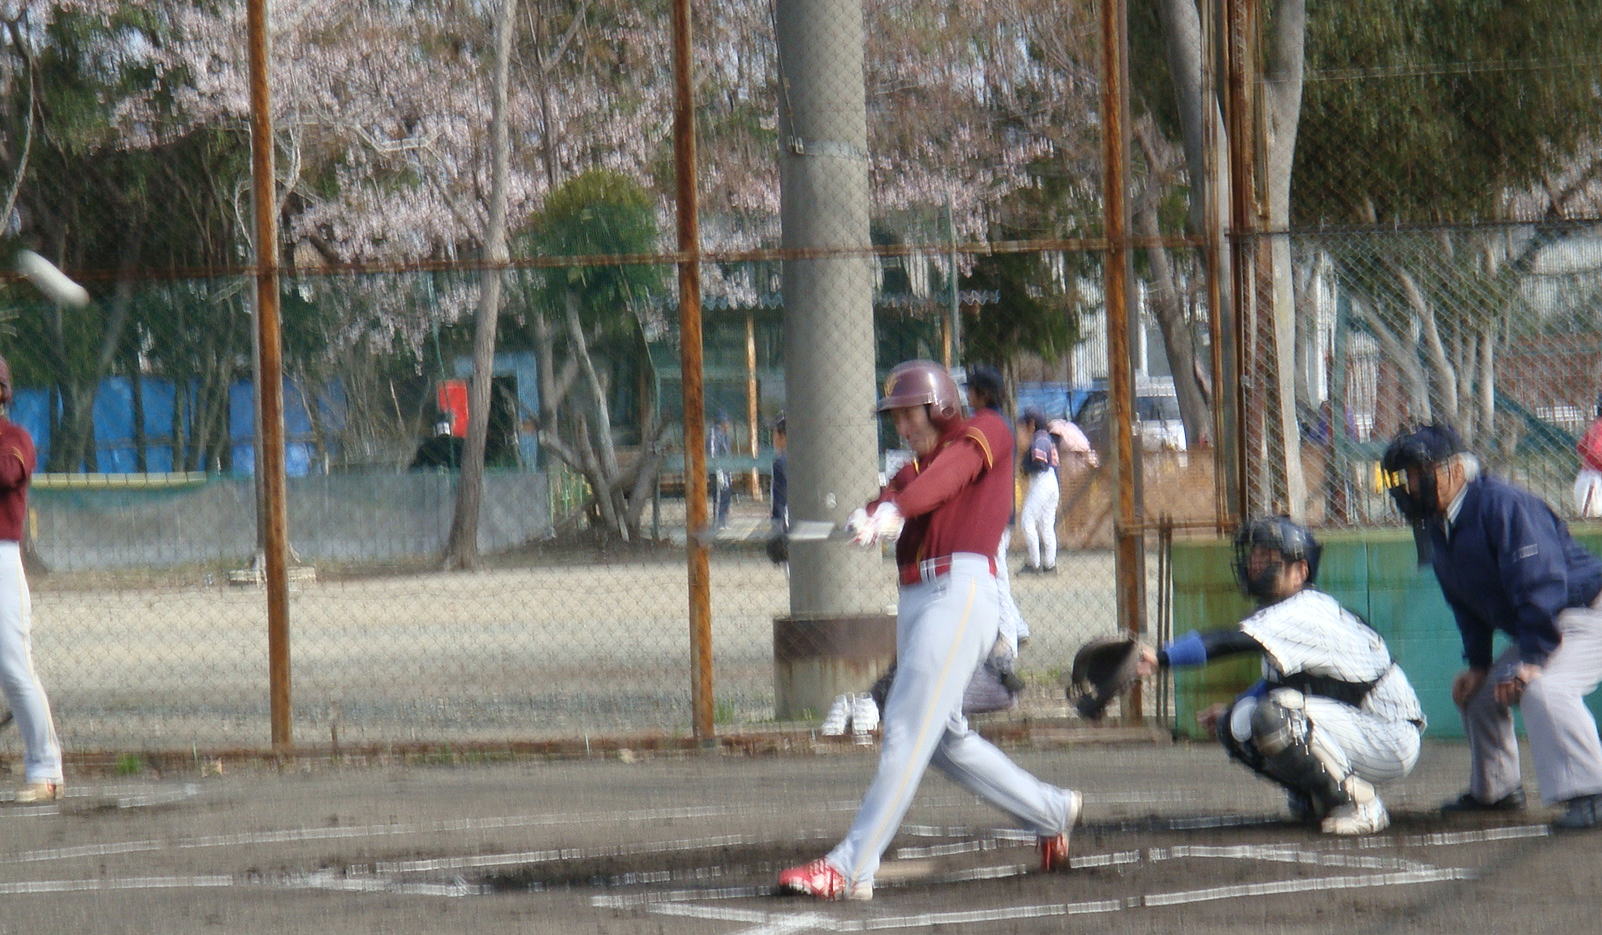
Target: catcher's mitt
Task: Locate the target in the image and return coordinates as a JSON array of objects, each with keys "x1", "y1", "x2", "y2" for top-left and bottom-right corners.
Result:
[{"x1": 1067, "y1": 636, "x2": 1142, "y2": 720}]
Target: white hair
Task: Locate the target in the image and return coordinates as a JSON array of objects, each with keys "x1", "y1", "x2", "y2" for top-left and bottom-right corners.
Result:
[{"x1": 1451, "y1": 451, "x2": 1481, "y2": 481}]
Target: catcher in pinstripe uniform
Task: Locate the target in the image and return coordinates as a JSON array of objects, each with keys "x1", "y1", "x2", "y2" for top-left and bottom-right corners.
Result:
[{"x1": 1136, "y1": 516, "x2": 1425, "y2": 835}]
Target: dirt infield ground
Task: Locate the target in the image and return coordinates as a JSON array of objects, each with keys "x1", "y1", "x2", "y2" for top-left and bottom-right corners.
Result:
[
  {"x1": 19, "y1": 543, "x2": 1134, "y2": 751},
  {"x1": 2, "y1": 736, "x2": 1595, "y2": 934}
]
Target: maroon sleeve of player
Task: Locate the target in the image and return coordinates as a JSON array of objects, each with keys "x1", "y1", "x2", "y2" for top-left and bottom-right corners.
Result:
[
  {"x1": 0, "y1": 430, "x2": 28, "y2": 490},
  {"x1": 891, "y1": 443, "x2": 984, "y2": 518},
  {"x1": 867, "y1": 460, "x2": 921, "y2": 510}
]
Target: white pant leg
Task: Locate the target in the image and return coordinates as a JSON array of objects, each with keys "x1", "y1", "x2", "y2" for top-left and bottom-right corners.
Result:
[
  {"x1": 1520, "y1": 605, "x2": 1602, "y2": 804},
  {"x1": 1303, "y1": 696, "x2": 1421, "y2": 786},
  {"x1": 0, "y1": 542, "x2": 62, "y2": 783},
  {"x1": 928, "y1": 714, "x2": 1071, "y2": 834},
  {"x1": 1020, "y1": 474, "x2": 1058, "y2": 568},
  {"x1": 1462, "y1": 646, "x2": 1524, "y2": 802},
  {"x1": 994, "y1": 528, "x2": 1026, "y2": 645},
  {"x1": 827, "y1": 558, "x2": 1065, "y2": 888},
  {"x1": 1576, "y1": 470, "x2": 1602, "y2": 518}
]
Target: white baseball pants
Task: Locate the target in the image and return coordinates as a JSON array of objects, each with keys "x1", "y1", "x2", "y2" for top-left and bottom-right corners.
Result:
[
  {"x1": 1461, "y1": 602, "x2": 1602, "y2": 806},
  {"x1": 826, "y1": 554, "x2": 1074, "y2": 888},
  {"x1": 994, "y1": 528, "x2": 1027, "y2": 646},
  {"x1": 0, "y1": 542, "x2": 62, "y2": 784},
  {"x1": 1019, "y1": 473, "x2": 1059, "y2": 569},
  {"x1": 1230, "y1": 690, "x2": 1421, "y2": 787}
]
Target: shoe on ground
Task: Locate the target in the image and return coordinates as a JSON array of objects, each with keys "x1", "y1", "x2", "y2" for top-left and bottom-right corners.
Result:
[
  {"x1": 15, "y1": 781, "x2": 63, "y2": 804},
  {"x1": 850, "y1": 694, "x2": 879, "y2": 739},
  {"x1": 819, "y1": 693, "x2": 853, "y2": 737},
  {"x1": 1553, "y1": 793, "x2": 1602, "y2": 830},
  {"x1": 1322, "y1": 796, "x2": 1389, "y2": 835},
  {"x1": 1039, "y1": 789, "x2": 1084, "y2": 872},
  {"x1": 777, "y1": 857, "x2": 872, "y2": 900},
  {"x1": 1286, "y1": 789, "x2": 1324, "y2": 824},
  {"x1": 1440, "y1": 788, "x2": 1525, "y2": 813},
  {"x1": 1019, "y1": 565, "x2": 1041, "y2": 575}
]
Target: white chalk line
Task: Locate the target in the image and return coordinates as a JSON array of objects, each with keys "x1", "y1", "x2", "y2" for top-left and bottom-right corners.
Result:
[
  {"x1": 0, "y1": 801, "x2": 1542, "y2": 919},
  {"x1": 1150, "y1": 843, "x2": 1436, "y2": 873},
  {"x1": 0, "y1": 875, "x2": 235, "y2": 895},
  {"x1": 636, "y1": 864, "x2": 1476, "y2": 933},
  {"x1": 608, "y1": 828, "x2": 1507, "y2": 933},
  {"x1": 0, "y1": 801, "x2": 850, "y2": 866}
]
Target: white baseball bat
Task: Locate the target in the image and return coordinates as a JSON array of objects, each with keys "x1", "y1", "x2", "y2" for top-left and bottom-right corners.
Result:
[
  {"x1": 15, "y1": 250, "x2": 90, "y2": 307},
  {"x1": 786, "y1": 520, "x2": 853, "y2": 542}
]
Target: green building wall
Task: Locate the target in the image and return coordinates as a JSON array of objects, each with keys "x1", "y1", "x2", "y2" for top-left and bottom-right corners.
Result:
[{"x1": 1170, "y1": 527, "x2": 1602, "y2": 739}]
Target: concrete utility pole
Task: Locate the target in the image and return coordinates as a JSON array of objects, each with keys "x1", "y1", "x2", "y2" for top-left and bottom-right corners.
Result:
[{"x1": 774, "y1": 0, "x2": 886, "y2": 619}]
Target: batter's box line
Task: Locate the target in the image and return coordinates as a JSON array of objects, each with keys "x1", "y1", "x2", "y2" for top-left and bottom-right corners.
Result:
[
  {"x1": 613, "y1": 867, "x2": 1479, "y2": 934},
  {"x1": 1150, "y1": 843, "x2": 1439, "y2": 873}
]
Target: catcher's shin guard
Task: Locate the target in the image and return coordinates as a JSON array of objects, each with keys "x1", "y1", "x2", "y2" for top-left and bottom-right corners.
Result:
[
  {"x1": 1248, "y1": 690, "x2": 1369, "y2": 815},
  {"x1": 1217, "y1": 699, "x2": 1268, "y2": 773}
]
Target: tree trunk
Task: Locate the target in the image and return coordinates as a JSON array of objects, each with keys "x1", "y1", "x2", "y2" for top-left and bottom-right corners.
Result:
[
  {"x1": 443, "y1": 0, "x2": 517, "y2": 570},
  {"x1": 1132, "y1": 180, "x2": 1210, "y2": 445}
]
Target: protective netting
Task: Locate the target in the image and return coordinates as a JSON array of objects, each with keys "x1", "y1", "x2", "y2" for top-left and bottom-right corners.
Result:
[{"x1": 0, "y1": 0, "x2": 1597, "y2": 752}]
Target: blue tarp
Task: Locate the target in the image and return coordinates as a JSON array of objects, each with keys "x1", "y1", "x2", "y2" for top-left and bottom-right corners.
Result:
[{"x1": 12, "y1": 377, "x2": 341, "y2": 475}]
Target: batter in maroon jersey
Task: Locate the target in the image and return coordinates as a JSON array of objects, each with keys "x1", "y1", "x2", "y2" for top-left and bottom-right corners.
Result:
[{"x1": 778, "y1": 360, "x2": 1081, "y2": 900}]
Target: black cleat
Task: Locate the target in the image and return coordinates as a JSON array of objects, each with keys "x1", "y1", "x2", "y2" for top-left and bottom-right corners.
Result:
[
  {"x1": 1553, "y1": 793, "x2": 1602, "y2": 831},
  {"x1": 1440, "y1": 788, "x2": 1526, "y2": 813}
]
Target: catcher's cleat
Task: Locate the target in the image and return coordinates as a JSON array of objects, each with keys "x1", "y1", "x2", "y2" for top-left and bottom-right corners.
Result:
[
  {"x1": 1440, "y1": 788, "x2": 1525, "y2": 813},
  {"x1": 819, "y1": 694, "x2": 853, "y2": 737},
  {"x1": 14, "y1": 781, "x2": 63, "y2": 804},
  {"x1": 1285, "y1": 789, "x2": 1323, "y2": 824},
  {"x1": 1038, "y1": 790, "x2": 1083, "y2": 872},
  {"x1": 777, "y1": 858, "x2": 872, "y2": 901},
  {"x1": 1322, "y1": 796, "x2": 1388, "y2": 835}
]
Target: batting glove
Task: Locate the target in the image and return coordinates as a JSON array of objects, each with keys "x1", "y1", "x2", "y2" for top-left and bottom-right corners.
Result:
[{"x1": 850, "y1": 502, "x2": 904, "y2": 547}]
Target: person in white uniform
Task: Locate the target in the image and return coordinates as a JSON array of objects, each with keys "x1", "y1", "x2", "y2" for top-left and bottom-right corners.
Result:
[
  {"x1": 0, "y1": 355, "x2": 64, "y2": 804},
  {"x1": 1137, "y1": 516, "x2": 1425, "y2": 835},
  {"x1": 1015, "y1": 410, "x2": 1059, "y2": 574}
]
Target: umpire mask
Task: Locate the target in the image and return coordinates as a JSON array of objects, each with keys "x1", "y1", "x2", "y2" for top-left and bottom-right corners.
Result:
[{"x1": 1380, "y1": 424, "x2": 1466, "y2": 522}]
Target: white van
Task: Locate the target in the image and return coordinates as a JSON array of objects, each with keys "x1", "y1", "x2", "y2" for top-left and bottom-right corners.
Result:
[{"x1": 1072, "y1": 381, "x2": 1187, "y2": 455}]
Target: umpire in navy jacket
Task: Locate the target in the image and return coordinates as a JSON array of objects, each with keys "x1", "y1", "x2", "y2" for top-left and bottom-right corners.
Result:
[{"x1": 1383, "y1": 423, "x2": 1602, "y2": 830}]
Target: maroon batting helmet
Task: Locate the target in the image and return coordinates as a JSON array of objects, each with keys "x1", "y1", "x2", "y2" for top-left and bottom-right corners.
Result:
[{"x1": 877, "y1": 359, "x2": 963, "y2": 430}]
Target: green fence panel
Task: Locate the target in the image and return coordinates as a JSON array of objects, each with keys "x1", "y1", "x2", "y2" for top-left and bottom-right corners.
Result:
[{"x1": 1171, "y1": 527, "x2": 1602, "y2": 739}]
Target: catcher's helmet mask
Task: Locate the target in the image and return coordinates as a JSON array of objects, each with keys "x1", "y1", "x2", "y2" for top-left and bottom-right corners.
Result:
[
  {"x1": 1380, "y1": 423, "x2": 1466, "y2": 522},
  {"x1": 877, "y1": 360, "x2": 964, "y2": 431},
  {"x1": 1233, "y1": 515, "x2": 1321, "y2": 602}
]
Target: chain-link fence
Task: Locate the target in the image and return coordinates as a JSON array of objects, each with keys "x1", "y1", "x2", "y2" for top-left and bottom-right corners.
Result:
[{"x1": 1, "y1": 0, "x2": 1598, "y2": 755}]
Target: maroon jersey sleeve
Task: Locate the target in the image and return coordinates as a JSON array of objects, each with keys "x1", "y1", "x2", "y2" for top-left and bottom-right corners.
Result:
[
  {"x1": 891, "y1": 442, "x2": 985, "y2": 518},
  {"x1": 0, "y1": 424, "x2": 34, "y2": 490}
]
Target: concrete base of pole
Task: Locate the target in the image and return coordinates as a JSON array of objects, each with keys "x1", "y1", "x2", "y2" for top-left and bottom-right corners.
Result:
[{"x1": 772, "y1": 613, "x2": 897, "y2": 721}]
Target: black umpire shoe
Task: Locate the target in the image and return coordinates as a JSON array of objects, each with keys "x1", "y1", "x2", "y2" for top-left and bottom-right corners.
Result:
[
  {"x1": 1440, "y1": 788, "x2": 1526, "y2": 813},
  {"x1": 1553, "y1": 793, "x2": 1602, "y2": 830}
]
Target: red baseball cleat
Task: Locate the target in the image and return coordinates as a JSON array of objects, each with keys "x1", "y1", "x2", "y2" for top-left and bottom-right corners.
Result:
[
  {"x1": 1039, "y1": 789, "x2": 1083, "y2": 872},
  {"x1": 776, "y1": 857, "x2": 872, "y2": 900}
]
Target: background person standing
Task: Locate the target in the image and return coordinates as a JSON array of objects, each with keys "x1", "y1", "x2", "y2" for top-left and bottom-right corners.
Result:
[
  {"x1": 0, "y1": 355, "x2": 64, "y2": 804},
  {"x1": 1575, "y1": 395, "x2": 1602, "y2": 518},
  {"x1": 1016, "y1": 410, "x2": 1060, "y2": 574}
]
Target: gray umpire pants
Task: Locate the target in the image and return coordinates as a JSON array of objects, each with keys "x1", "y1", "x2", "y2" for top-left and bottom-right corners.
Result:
[
  {"x1": 826, "y1": 554, "x2": 1073, "y2": 889},
  {"x1": 1464, "y1": 600, "x2": 1602, "y2": 806}
]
